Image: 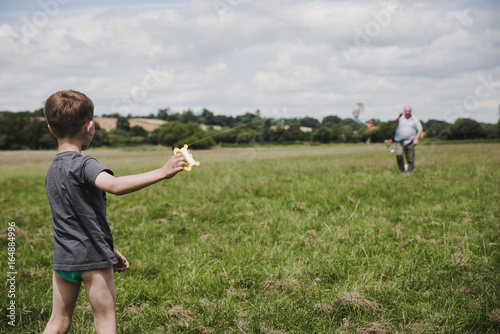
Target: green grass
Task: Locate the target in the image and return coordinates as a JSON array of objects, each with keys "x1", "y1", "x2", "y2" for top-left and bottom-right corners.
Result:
[{"x1": 1, "y1": 143, "x2": 499, "y2": 333}]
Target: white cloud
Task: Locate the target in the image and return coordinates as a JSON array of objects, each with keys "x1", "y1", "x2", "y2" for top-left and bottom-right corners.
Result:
[{"x1": 0, "y1": 0, "x2": 499, "y2": 123}]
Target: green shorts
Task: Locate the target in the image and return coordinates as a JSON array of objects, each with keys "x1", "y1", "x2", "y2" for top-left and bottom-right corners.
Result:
[{"x1": 56, "y1": 270, "x2": 85, "y2": 283}]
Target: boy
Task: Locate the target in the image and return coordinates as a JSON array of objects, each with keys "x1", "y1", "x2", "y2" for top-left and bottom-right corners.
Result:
[{"x1": 43, "y1": 90, "x2": 186, "y2": 334}]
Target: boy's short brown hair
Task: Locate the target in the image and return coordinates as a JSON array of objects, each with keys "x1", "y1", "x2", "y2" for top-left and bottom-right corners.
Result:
[{"x1": 44, "y1": 90, "x2": 94, "y2": 138}]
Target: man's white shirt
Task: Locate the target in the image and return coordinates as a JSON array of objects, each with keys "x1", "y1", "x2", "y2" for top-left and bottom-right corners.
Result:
[{"x1": 394, "y1": 116, "x2": 423, "y2": 145}]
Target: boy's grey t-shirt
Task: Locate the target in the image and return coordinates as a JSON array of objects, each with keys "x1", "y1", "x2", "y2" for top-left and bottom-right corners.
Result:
[{"x1": 46, "y1": 151, "x2": 117, "y2": 271}]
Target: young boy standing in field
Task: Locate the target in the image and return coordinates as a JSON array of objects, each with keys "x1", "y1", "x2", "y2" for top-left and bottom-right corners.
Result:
[{"x1": 43, "y1": 90, "x2": 186, "y2": 334}]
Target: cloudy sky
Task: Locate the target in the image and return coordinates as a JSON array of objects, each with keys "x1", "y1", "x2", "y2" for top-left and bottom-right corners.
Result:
[{"x1": 1, "y1": 0, "x2": 499, "y2": 124}]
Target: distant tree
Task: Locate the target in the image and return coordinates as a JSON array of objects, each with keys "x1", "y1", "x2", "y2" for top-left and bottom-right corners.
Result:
[
  {"x1": 157, "y1": 108, "x2": 169, "y2": 120},
  {"x1": 448, "y1": 118, "x2": 486, "y2": 140},
  {"x1": 0, "y1": 111, "x2": 58, "y2": 149},
  {"x1": 282, "y1": 117, "x2": 300, "y2": 126},
  {"x1": 24, "y1": 119, "x2": 53, "y2": 149},
  {"x1": 33, "y1": 108, "x2": 45, "y2": 117},
  {"x1": 236, "y1": 130, "x2": 259, "y2": 145},
  {"x1": 180, "y1": 123, "x2": 215, "y2": 149},
  {"x1": 102, "y1": 113, "x2": 121, "y2": 118},
  {"x1": 264, "y1": 118, "x2": 273, "y2": 127},
  {"x1": 166, "y1": 112, "x2": 180, "y2": 122},
  {"x1": 91, "y1": 121, "x2": 109, "y2": 147},
  {"x1": 201, "y1": 109, "x2": 215, "y2": 125},
  {"x1": 369, "y1": 121, "x2": 397, "y2": 143},
  {"x1": 331, "y1": 124, "x2": 354, "y2": 142},
  {"x1": 284, "y1": 123, "x2": 306, "y2": 142},
  {"x1": 355, "y1": 125, "x2": 371, "y2": 143},
  {"x1": 422, "y1": 119, "x2": 449, "y2": 132},
  {"x1": 39, "y1": 132, "x2": 58, "y2": 149},
  {"x1": 312, "y1": 127, "x2": 333, "y2": 143},
  {"x1": 158, "y1": 121, "x2": 186, "y2": 147},
  {"x1": 213, "y1": 114, "x2": 235, "y2": 127},
  {"x1": 330, "y1": 124, "x2": 342, "y2": 142},
  {"x1": 108, "y1": 129, "x2": 130, "y2": 147},
  {"x1": 498, "y1": 117, "x2": 500, "y2": 138},
  {"x1": 0, "y1": 111, "x2": 13, "y2": 120},
  {"x1": 158, "y1": 121, "x2": 214, "y2": 149},
  {"x1": 302, "y1": 130, "x2": 312, "y2": 142},
  {"x1": 235, "y1": 112, "x2": 260, "y2": 125},
  {"x1": 211, "y1": 126, "x2": 238, "y2": 144},
  {"x1": 129, "y1": 126, "x2": 148, "y2": 138},
  {"x1": 342, "y1": 118, "x2": 363, "y2": 130},
  {"x1": 116, "y1": 117, "x2": 130, "y2": 132},
  {"x1": 258, "y1": 126, "x2": 274, "y2": 143},
  {"x1": 180, "y1": 109, "x2": 199, "y2": 123},
  {"x1": 146, "y1": 128, "x2": 161, "y2": 145},
  {"x1": 8, "y1": 106, "x2": 499, "y2": 150},
  {"x1": 481, "y1": 123, "x2": 499, "y2": 139},
  {"x1": 425, "y1": 122, "x2": 449, "y2": 139},
  {"x1": 300, "y1": 117, "x2": 321, "y2": 129},
  {"x1": 0, "y1": 112, "x2": 31, "y2": 149},
  {"x1": 0, "y1": 133, "x2": 7, "y2": 149},
  {"x1": 322, "y1": 115, "x2": 342, "y2": 127}
]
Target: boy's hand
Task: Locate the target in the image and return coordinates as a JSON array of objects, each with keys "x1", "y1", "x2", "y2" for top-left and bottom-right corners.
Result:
[
  {"x1": 113, "y1": 249, "x2": 129, "y2": 272},
  {"x1": 162, "y1": 153, "x2": 187, "y2": 179}
]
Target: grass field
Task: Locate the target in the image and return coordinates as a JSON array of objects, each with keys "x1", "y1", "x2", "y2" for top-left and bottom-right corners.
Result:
[{"x1": 1, "y1": 143, "x2": 499, "y2": 333}]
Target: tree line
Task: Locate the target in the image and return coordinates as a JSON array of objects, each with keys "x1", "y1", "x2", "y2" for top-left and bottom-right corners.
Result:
[{"x1": 1, "y1": 108, "x2": 499, "y2": 150}]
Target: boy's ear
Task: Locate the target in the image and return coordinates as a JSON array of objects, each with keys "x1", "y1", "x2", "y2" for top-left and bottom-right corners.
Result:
[
  {"x1": 47, "y1": 125, "x2": 57, "y2": 138},
  {"x1": 84, "y1": 120, "x2": 95, "y2": 134}
]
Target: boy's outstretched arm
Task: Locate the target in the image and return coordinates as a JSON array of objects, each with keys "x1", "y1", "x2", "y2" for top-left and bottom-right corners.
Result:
[{"x1": 95, "y1": 153, "x2": 186, "y2": 196}]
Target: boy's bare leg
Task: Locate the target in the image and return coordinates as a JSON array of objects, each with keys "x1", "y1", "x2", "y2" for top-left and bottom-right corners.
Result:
[
  {"x1": 82, "y1": 267, "x2": 117, "y2": 334},
  {"x1": 43, "y1": 272, "x2": 81, "y2": 334}
]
